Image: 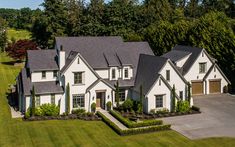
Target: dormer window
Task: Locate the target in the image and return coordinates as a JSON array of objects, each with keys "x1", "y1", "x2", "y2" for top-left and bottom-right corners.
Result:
[
  {"x1": 42, "y1": 71, "x2": 46, "y2": 79},
  {"x1": 112, "y1": 69, "x2": 116, "y2": 79},
  {"x1": 124, "y1": 68, "x2": 128, "y2": 78},
  {"x1": 53, "y1": 70, "x2": 57, "y2": 78}
]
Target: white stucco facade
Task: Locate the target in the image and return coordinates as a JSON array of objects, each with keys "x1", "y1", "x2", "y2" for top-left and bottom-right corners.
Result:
[
  {"x1": 159, "y1": 61, "x2": 187, "y2": 100},
  {"x1": 31, "y1": 71, "x2": 57, "y2": 82},
  {"x1": 145, "y1": 77, "x2": 172, "y2": 113}
]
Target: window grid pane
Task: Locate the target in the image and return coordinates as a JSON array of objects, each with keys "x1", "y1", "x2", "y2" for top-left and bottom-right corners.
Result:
[
  {"x1": 73, "y1": 94, "x2": 85, "y2": 108},
  {"x1": 118, "y1": 90, "x2": 125, "y2": 102},
  {"x1": 155, "y1": 95, "x2": 163, "y2": 108},
  {"x1": 36, "y1": 96, "x2": 40, "y2": 107},
  {"x1": 166, "y1": 70, "x2": 170, "y2": 81},
  {"x1": 124, "y1": 69, "x2": 128, "y2": 78},
  {"x1": 112, "y1": 69, "x2": 115, "y2": 79},
  {"x1": 53, "y1": 71, "x2": 57, "y2": 78},
  {"x1": 74, "y1": 72, "x2": 83, "y2": 84}
]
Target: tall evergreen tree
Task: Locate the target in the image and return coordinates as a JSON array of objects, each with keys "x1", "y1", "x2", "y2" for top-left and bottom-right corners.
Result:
[
  {"x1": 31, "y1": 85, "x2": 36, "y2": 116},
  {"x1": 115, "y1": 80, "x2": 120, "y2": 108},
  {"x1": 66, "y1": 83, "x2": 70, "y2": 115},
  {"x1": 171, "y1": 85, "x2": 176, "y2": 112},
  {"x1": 139, "y1": 85, "x2": 144, "y2": 113}
]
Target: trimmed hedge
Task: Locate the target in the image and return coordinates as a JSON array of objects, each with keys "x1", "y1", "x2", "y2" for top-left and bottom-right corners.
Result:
[
  {"x1": 97, "y1": 111, "x2": 171, "y2": 136},
  {"x1": 109, "y1": 110, "x2": 163, "y2": 128}
]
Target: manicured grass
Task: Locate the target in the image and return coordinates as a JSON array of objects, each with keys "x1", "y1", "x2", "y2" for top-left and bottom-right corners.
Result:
[
  {"x1": 0, "y1": 52, "x2": 235, "y2": 146},
  {"x1": 7, "y1": 28, "x2": 31, "y2": 42}
]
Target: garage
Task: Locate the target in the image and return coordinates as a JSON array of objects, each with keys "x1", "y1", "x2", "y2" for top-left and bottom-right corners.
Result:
[
  {"x1": 192, "y1": 81, "x2": 203, "y2": 95},
  {"x1": 209, "y1": 80, "x2": 221, "y2": 94}
]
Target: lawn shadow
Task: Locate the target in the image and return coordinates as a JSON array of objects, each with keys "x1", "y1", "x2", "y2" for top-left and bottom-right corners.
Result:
[
  {"x1": 6, "y1": 85, "x2": 19, "y2": 111},
  {"x1": 1, "y1": 60, "x2": 24, "y2": 67}
]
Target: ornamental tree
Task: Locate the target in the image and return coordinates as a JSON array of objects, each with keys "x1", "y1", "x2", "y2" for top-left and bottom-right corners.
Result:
[{"x1": 5, "y1": 39, "x2": 38, "y2": 61}]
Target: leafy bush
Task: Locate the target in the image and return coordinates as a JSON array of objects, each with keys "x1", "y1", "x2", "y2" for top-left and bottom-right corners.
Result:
[
  {"x1": 91, "y1": 102, "x2": 96, "y2": 112},
  {"x1": 25, "y1": 108, "x2": 31, "y2": 119},
  {"x1": 156, "y1": 108, "x2": 169, "y2": 114},
  {"x1": 191, "y1": 106, "x2": 200, "y2": 112},
  {"x1": 71, "y1": 109, "x2": 86, "y2": 116},
  {"x1": 177, "y1": 101, "x2": 190, "y2": 113},
  {"x1": 110, "y1": 110, "x2": 162, "y2": 128},
  {"x1": 39, "y1": 104, "x2": 59, "y2": 116},
  {"x1": 136, "y1": 103, "x2": 143, "y2": 114},
  {"x1": 97, "y1": 111, "x2": 170, "y2": 136},
  {"x1": 106, "y1": 101, "x2": 112, "y2": 111},
  {"x1": 122, "y1": 99, "x2": 133, "y2": 111},
  {"x1": 35, "y1": 107, "x2": 43, "y2": 116}
]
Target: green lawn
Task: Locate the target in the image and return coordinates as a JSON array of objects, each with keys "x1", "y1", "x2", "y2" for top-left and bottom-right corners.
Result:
[
  {"x1": 1, "y1": 53, "x2": 235, "y2": 147},
  {"x1": 7, "y1": 28, "x2": 31, "y2": 42}
]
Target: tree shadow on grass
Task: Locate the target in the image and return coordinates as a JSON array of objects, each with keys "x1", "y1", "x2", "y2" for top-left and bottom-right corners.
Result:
[
  {"x1": 1, "y1": 60, "x2": 23, "y2": 66},
  {"x1": 6, "y1": 88, "x2": 19, "y2": 111}
]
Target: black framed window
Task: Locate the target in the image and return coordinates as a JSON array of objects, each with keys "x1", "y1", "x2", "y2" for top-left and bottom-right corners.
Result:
[
  {"x1": 112, "y1": 69, "x2": 115, "y2": 79},
  {"x1": 179, "y1": 91, "x2": 183, "y2": 99},
  {"x1": 118, "y1": 90, "x2": 126, "y2": 102},
  {"x1": 74, "y1": 72, "x2": 83, "y2": 84},
  {"x1": 199, "y1": 63, "x2": 207, "y2": 73},
  {"x1": 124, "y1": 68, "x2": 128, "y2": 78},
  {"x1": 166, "y1": 70, "x2": 170, "y2": 81},
  {"x1": 42, "y1": 71, "x2": 46, "y2": 79},
  {"x1": 35, "y1": 95, "x2": 40, "y2": 107},
  {"x1": 155, "y1": 95, "x2": 163, "y2": 108},
  {"x1": 73, "y1": 94, "x2": 85, "y2": 108},
  {"x1": 53, "y1": 70, "x2": 57, "y2": 78},
  {"x1": 51, "y1": 94, "x2": 55, "y2": 105}
]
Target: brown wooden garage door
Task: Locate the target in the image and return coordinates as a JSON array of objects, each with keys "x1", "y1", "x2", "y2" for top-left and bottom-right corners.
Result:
[
  {"x1": 192, "y1": 81, "x2": 203, "y2": 95},
  {"x1": 209, "y1": 80, "x2": 221, "y2": 94}
]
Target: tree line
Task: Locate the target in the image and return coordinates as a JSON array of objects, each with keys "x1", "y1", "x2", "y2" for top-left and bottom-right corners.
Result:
[{"x1": 0, "y1": 0, "x2": 235, "y2": 90}]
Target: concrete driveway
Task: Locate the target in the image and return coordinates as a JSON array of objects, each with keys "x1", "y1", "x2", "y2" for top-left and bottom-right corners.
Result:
[{"x1": 162, "y1": 94, "x2": 235, "y2": 139}]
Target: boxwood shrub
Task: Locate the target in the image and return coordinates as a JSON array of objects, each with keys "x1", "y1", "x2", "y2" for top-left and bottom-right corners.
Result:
[
  {"x1": 109, "y1": 110, "x2": 163, "y2": 128},
  {"x1": 97, "y1": 111, "x2": 171, "y2": 136}
]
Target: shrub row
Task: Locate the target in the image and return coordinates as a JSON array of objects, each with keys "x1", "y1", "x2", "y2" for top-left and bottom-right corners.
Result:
[
  {"x1": 110, "y1": 110, "x2": 163, "y2": 128},
  {"x1": 97, "y1": 111, "x2": 171, "y2": 136}
]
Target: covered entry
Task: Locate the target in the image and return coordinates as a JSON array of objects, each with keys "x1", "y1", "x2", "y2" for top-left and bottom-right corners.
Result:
[
  {"x1": 209, "y1": 79, "x2": 221, "y2": 94},
  {"x1": 96, "y1": 91, "x2": 106, "y2": 109},
  {"x1": 192, "y1": 81, "x2": 203, "y2": 95}
]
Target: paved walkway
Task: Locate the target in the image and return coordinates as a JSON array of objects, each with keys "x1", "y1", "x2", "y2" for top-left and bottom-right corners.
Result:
[
  {"x1": 162, "y1": 94, "x2": 235, "y2": 139},
  {"x1": 10, "y1": 106, "x2": 24, "y2": 118},
  {"x1": 98, "y1": 109, "x2": 128, "y2": 130}
]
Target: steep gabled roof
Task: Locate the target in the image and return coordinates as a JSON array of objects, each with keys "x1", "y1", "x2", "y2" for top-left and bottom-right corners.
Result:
[
  {"x1": 162, "y1": 50, "x2": 191, "y2": 62},
  {"x1": 27, "y1": 50, "x2": 59, "y2": 72},
  {"x1": 172, "y1": 45, "x2": 204, "y2": 75},
  {"x1": 134, "y1": 54, "x2": 168, "y2": 94}
]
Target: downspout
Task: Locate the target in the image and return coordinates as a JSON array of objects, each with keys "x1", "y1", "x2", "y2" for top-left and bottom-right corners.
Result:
[{"x1": 88, "y1": 91, "x2": 91, "y2": 112}]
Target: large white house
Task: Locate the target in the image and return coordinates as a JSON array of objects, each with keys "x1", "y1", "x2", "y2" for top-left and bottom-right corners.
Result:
[{"x1": 17, "y1": 37, "x2": 230, "y2": 114}]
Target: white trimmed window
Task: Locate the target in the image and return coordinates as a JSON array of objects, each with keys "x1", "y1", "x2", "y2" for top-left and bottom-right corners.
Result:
[
  {"x1": 166, "y1": 70, "x2": 170, "y2": 81},
  {"x1": 199, "y1": 63, "x2": 207, "y2": 73},
  {"x1": 124, "y1": 68, "x2": 128, "y2": 78},
  {"x1": 51, "y1": 94, "x2": 55, "y2": 105},
  {"x1": 74, "y1": 72, "x2": 84, "y2": 84},
  {"x1": 112, "y1": 69, "x2": 116, "y2": 79},
  {"x1": 35, "y1": 95, "x2": 40, "y2": 107},
  {"x1": 155, "y1": 95, "x2": 163, "y2": 108},
  {"x1": 73, "y1": 94, "x2": 85, "y2": 108},
  {"x1": 118, "y1": 90, "x2": 126, "y2": 102},
  {"x1": 42, "y1": 71, "x2": 46, "y2": 79},
  {"x1": 53, "y1": 70, "x2": 57, "y2": 78}
]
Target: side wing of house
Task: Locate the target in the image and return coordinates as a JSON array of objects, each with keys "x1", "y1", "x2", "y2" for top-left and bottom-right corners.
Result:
[{"x1": 184, "y1": 49, "x2": 214, "y2": 95}]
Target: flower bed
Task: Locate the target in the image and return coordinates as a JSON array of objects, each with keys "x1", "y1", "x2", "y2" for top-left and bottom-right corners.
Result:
[
  {"x1": 97, "y1": 111, "x2": 171, "y2": 136},
  {"x1": 110, "y1": 110, "x2": 163, "y2": 128}
]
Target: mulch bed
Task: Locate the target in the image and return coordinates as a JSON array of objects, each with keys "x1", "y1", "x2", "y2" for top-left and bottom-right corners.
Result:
[{"x1": 24, "y1": 114, "x2": 101, "y2": 121}]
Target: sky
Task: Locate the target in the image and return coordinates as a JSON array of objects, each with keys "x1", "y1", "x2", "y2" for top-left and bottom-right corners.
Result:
[
  {"x1": 0, "y1": 0, "x2": 114, "y2": 10},
  {"x1": 0, "y1": 0, "x2": 44, "y2": 9}
]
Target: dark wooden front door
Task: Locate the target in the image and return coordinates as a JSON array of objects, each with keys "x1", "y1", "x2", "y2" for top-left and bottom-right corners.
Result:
[
  {"x1": 96, "y1": 98, "x2": 101, "y2": 108},
  {"x1": 96, "y1": 92, "x2": 105, "y2": 109}
]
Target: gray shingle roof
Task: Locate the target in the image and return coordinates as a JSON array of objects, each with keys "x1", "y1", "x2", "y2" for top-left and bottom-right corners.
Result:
[
  {"x1": 27, "y1": 50, "x2": 59, "y2": 72},
  {"x1": 134, "y1": 54, "x2": 168, "y2": 94},
  {"x1": 162, "y1": 50, "x2": 191, "y2": 62},
  {"x1": 104, "y1": 78, "x2": 135, "y2": 88},
  {"x1": 172, "y1": 45, "x2": 204, "y2": 75},
  {"x1": 56, "y1": 37, "x2": 154, "y2": 87},
  {"x1": 20, "y1": 68, "x2": 64, "y2": 96}
]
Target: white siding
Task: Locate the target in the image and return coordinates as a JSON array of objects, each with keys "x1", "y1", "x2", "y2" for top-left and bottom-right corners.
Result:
[
  {"x1": 146, "y1": 78, "x2": 171, "y2": 113},
  {"x1": 95, "y1": 69, "x2": 109, "y2": 79},
  {"x1": 31, "y1": 71, "x2": 57, "y2": 82},
  {"x1": 159, "y1": 61, "x2": 187, "y2": 100},
  {"x1": 63, "y1": 55, "x2": 98, "y2": 113},
  {"x1": 205, "y1": 65, "x2": 228, "y2": 94},
  {"x1": 175, "y1": 54, "x2": 191, "y2": 67}
]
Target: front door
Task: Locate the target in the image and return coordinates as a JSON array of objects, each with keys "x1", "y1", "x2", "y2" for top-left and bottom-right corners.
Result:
[{"x1": 96, "y1": 92, "x2": 105, "y2": 109}]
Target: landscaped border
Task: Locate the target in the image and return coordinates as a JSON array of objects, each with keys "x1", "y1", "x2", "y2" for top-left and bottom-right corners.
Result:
[
  {"x1": 110, "y1": 110, "x2": 162, "y2": 128},
  {"x1": 97, "y1": 111, "x2": 171, "y2": 136}
]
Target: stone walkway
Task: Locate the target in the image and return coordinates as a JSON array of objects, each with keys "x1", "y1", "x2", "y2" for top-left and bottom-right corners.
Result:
[
  {"x1": 98, "y1": 109, "x2": 128, "y2": 130},
  {"x1": 10, "y1": 106, "x2": 24, "y2": 118}
]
